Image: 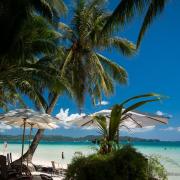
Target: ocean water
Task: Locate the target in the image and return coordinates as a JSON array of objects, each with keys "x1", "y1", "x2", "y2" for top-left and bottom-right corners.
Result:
[{"x1": 0, "y1": 141, "x2": 180, "y2": 179}]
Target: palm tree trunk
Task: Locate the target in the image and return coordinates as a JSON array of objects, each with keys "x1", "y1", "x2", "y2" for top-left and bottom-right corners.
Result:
[
  {"x1": 116, "y1": 130, "x2": 119, "y2": 144},
  {"x1": 13, "y1": 93, "x2": 59, "y2": 166}
]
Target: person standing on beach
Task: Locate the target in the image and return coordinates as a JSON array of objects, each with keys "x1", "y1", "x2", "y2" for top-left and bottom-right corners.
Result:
[
  {"x1": 3, "y1": 141, "x2": 7, "y2": 155},
  {"x1": 62, "y1": 152, "x2": 64, "y2": 159}
]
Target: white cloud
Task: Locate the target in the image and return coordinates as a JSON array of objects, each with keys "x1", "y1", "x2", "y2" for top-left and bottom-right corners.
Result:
[
  {"x1": 56, "y1": 108, "x2": 85, "y2": 121},
  {"x1": 96, "y1": 100, "x2": 109, "y2": 106},
  {"x1": 156, "y1": 111, "x2": 164, "y2": 116},
  {"x1": 0, "y1": 123, "x2": 12, "y2": 132},
  {"x1": 56, "y1": 108, "x2": 86, "y2": 129},
  {"x1": 156, "y1": 110, "x2": 173, "y2": 118},
  {"x1": 160, "y1": 127, "x2": 174, "y2": 131},
  {"x1": 160, "y1": 126, "x2": 180, "y2": 132}
]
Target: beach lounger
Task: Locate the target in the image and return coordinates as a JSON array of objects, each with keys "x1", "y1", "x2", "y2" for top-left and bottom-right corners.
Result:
[
  {"x1": 51, "y1": 161, "x2": 64, "y2": 175},
  {"x1": 0, "y1": 155, "x2": 7, "y2": 179},
  {"x1": 31, "y1": 173, "x2": 53, "y2": 180},
  {"x1": 0, "y1": 155, "x2": 32, "y2": 180},
  {"x1": 7, "y1": 153, "x2": 13, "y2": 167}
]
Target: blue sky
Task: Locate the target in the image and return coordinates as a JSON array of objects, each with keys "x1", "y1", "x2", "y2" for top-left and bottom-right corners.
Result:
[{"x1": 1, "y1": 1, "x2": 180, "y2": 141}]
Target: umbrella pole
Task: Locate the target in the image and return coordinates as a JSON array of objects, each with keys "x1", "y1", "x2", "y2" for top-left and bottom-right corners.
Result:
[
  {"x1": 21, "y1": 118, "x2": 26, "y2": 174},
  {"x1": 27, "y1": 124, "x2": 33, "y2": 168}
]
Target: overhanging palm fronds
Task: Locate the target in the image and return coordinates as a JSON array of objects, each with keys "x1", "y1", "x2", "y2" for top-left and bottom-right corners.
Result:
[
  {"x1": 136, "y1": 0, "x2": 167, "y2": 48},
  {"x1": 101, "y1": 0, "x2": 167, "y2": 48},
  {"x1": 0, "y1": 0, "x2": 66, "y2": 57},
  {"x1": 102, "y1": 0, "x2": 148, "y2": 33},
  {"x1": 0, "y1": 14, "x2": 70, "y2": 111}
]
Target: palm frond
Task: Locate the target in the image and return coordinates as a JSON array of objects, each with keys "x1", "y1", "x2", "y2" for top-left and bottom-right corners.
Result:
[
  {"x1": 88, "y1": 52, "x2": 111, "y2": 95},
  {"x1": 94, "y1": 115, "x2": 108, "y2": 137},
  {"x1": 60, "y1": 49, "x2": 73, "y2": 77},
  {"x1": 31, "y1": 39, "x2": 57, "y2": 54},
  {"x1": 121, "y1": 93, "x2": 161, "y2": 106},
  {"x1": 88, "y1": 0, "x2": 107, "y2": 10},
  {"x1": 122, "y1": 98, "x2": 161, "y2": 115},
  {"x1": 137, "y1": 0, "x2": 167, "y2": 48},
  {"x1": 59, "y1": 22, "x2": 73, "y2": 32},
  {"x1": 97, "y1": 53, "x2": 128, "y2": 84},
  {"x1": 34, "y1": 0, "x2": 53, "y2": 20},
  {"x1": 101, "y1": 0, "x2": 148, "y2": 35},
  {"x1": 108, "y1": 37, "x2": 136, "y2": 56},
  {"x1": 50, "y1": 0, "x2": 67, "y2": 15}
]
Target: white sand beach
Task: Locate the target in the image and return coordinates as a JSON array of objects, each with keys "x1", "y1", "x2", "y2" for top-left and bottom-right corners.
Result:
[{"x1": 1, "y1": 142, "x2": 180, "y2": 180}]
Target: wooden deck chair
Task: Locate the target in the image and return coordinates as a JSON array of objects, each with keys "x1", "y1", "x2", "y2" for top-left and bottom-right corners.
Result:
[
  {"x1": 0, "y1": 155, "x2": 7, "y2": 179},
  {"x1": 7, "y1": 153, "x2": 13, "y2": 167},
  {"x1": 51, "y1": 161, "x2": 64, "y2": 175}
]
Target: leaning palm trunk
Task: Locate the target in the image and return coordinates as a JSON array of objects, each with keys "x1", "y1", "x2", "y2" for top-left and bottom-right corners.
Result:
[{"x1": 12, "y1": 94, "x2": 59, "y2": 169}]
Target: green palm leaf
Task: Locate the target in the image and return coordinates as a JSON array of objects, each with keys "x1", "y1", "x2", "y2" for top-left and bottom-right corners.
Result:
[
  {"x1": 108, "y1": 37, "x2": 136, "y2": 56},
  {"x1": 97, "y1": 53, "x2": 128, "y2": 84},
  {"x1": 94, "y1": 116, "x2": 108, "y2": 137},
  {"x1": 122, "y1": 98, "x2": 161, "y2": 115},
  {"x1": 121, "y1": 93, "x2": 161, "y2": 106},
  {"x1": 101, "y1": 0, "x2": 148, "y2": 35},
  {"x1": 137, "y1": 0, "x2": 167, "y2": 48}
]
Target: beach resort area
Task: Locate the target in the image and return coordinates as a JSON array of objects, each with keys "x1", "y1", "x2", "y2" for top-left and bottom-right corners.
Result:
[{"x1": 0, "y1": 0, "x2": 180, "y2": 180}]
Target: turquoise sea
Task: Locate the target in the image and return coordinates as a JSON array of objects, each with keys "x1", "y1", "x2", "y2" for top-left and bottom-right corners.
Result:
[{"x1": 1, "y1": 141, "x2": 180, "y2": 180}]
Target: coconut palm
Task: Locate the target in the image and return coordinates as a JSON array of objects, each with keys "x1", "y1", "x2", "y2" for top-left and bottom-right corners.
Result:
[
  {"x1": 95, "y1": 93, "x2": 162, "y2": 154},
  {"x1": 59, "y1": 0, "x2": 136, "y2": 105},
  {"x1": 1, "y1": 0, "x2": 167, "y2": 163},
  {"x1": 20, "y1": 0, "x2": 136, "y2": 163},
  {"x1": 101, "y1": 0, "x2": 168, "y2": 48},
  {"x1": 0, "y1": 15, "x2": 73, "y2": 167},
  {"x1": 22, "y1": 0, "x2": 167, "y2": 161}
]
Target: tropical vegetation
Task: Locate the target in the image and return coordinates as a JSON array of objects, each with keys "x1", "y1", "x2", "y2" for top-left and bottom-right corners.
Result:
[
  {"x1": 148, "y1": 155, "x2": 168, "y2": 180},
  {"x1": 0, "y1": 0, "x2": 67, "y2": 56},
  {"x1": 0, "y1": 0, "x2": 168, "y2": 164},
  {"x1": 94, "y1": 93, "x2": 162, "y2": 154},
  {"x1": 65, "y1": 145, "x2": 167, "y2": 180}
]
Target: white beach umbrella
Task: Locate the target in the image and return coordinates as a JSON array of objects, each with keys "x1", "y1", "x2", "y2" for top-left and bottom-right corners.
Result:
[
  {"x1": 0, "y1": 108, "x2": 58, "y2": 172},
  {"x1": 67, "y1": 109, "x2": 168, "y2": 130}
]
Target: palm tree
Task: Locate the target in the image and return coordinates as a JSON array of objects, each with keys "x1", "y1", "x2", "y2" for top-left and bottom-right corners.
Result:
[
  {"x1": 20, "y1": 0, "x2": 137, "y2": 163},
  {"x1": 59, "y1": 0, "x2": 136, "y2": 106},
  {"x1": 1, "y1": 0, "x2": 167, "y2": 163},
  {"x1": 21, "y1": 0, "x2": 167, "y2": 162},
  {"x1": 0, "y1": 15, "x2": 73, "y2": 167},
  {"x1": 101, "y1": 0, "x2": 168, "y2": 48},
  {"x1": 95, "y1": 93, "x2": 162, "y2": 154}
]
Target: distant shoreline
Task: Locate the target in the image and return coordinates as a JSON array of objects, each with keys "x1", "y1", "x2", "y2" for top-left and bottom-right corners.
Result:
[{"x1": 0, "y1": 134, "x2": 178, "y2": 143}]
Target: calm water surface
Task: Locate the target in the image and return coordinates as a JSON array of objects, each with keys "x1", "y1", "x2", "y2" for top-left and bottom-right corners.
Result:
[{"x1": 1, "y1": 141, "x2": 180, "y2": 179}]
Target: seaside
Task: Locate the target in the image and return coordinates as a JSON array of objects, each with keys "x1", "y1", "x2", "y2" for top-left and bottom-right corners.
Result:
[{"x1": 1, "y1": 141, "x2": 180, "y2": 180}]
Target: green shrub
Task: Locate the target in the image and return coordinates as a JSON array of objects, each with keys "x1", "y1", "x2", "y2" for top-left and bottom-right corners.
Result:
[
  {"x1": 148, "y1": 155, "x2": 168, "y2": 180},
  {"x1": 65, "y1": 145, "x2": 149, "y2": 180}
]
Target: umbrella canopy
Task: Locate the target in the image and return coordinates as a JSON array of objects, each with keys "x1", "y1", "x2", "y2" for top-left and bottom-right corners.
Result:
[
  {"x1": 0, "y1": 108, "x2": 58, "y2": 129},
  {"x1": 67, "y1": 109, "x2": 168, "y2": 129},
  {"x1": 0, "y1": 108, "x2": 58, "y2": 172}
]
